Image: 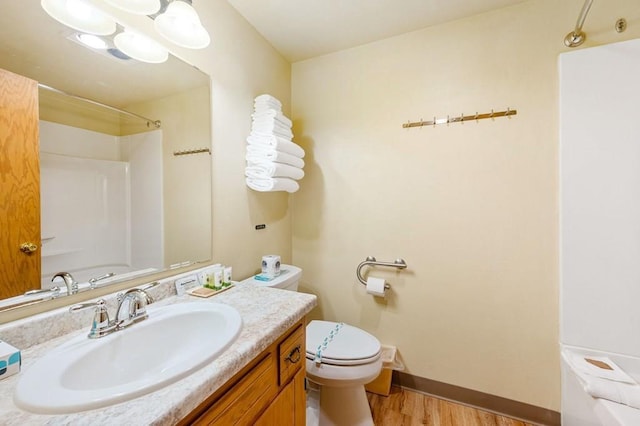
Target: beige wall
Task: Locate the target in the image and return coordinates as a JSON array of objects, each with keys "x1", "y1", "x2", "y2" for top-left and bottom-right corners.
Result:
[
  {"x1": 291, "y1": 0, "x2": 640, "y2": 411},
  {"x1": 39, "y1": 89, "x2": 122, "y2": 135},
  {"x1": 126, "y1": 86, "x2": 213, "y2": 267},
  {"x1": 153, "y1": 1, "x2": 293, "y2": 278}
]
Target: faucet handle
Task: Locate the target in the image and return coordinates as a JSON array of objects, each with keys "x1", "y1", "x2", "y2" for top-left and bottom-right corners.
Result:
[
  {"x1": 70, "y1": 299, "x2": 114, "y2": 339},
  {"x1": 88, "y1": 272, "x2": 115, "y2": 289},
  {"x1": 24, "y1": 286, "x2": 60, "y2": 297}
]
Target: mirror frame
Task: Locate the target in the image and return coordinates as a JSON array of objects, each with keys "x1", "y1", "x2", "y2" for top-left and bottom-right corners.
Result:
[{"x1": 0, "y1": 262, "x2": 213, "y2": 323}]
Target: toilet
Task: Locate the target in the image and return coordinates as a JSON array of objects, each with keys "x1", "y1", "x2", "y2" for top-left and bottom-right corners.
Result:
[{"x1": 240, "y1": 264, "x2": 383, "y2": 426}]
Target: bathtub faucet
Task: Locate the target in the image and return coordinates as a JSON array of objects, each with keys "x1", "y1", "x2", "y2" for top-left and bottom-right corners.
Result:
[{"x1": 51, "y1": 272, "x2": 78, "y2": 295}]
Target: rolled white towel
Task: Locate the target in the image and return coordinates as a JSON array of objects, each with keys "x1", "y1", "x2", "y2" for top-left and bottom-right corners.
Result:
[
  {"x1": 581, "y1": 376, "x2": 640, "y2": 409},
  {"x1": 254, "y1": 94, "x2": 282, "y2": 110},
  {"x1": 246, "y1": 149, "x2": 305, "y2": 169},
  {"x1": 247, "y1": 134, "x2": 305, "y2": 158},
  {"x1": 252, "y1": 119, "x2": 292, "y2": 136},
  {"x1": 251, "y1": 128, "x2": 294, "y2": 140},
  {"x1": 246, "y1": 162, "x2": 304, "y2": 180},
  {"x1": 255, "y1": 94, "x2": 282, "y2": 106},
  {"x1": 246, "y1": 177, "x2": 299, "y2": 193},
  {"x1": 254, "y1": 105, "x2": 281, "y2": 116},
  {"x1": 252, "y1": 109, "x2": 292, "y2": 128},
  {"x1": 563, "y1": 350, "x2": 640, "y2": 409},
  {"x1": 253, "y1": 116, "x2": 291, "y2": 130}
]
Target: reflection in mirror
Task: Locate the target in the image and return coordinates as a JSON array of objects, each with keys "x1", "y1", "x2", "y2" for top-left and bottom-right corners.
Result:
[{"x1": 0, "y1": 1, "x2": 212, "y2": 313}]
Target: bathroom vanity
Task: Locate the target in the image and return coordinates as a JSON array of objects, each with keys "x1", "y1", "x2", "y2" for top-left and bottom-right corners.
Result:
[
  {"x1": 180, "y1": 319, "x2": 306, "y2": 425},
  {"x1": 0, "y1": 273, "x2": 316, "y2": 425}
]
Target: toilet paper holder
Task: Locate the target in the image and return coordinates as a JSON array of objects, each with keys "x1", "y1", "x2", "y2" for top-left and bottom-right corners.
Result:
[{"x1": 356, "y1": 256, "x2": 408, "y2": 290}]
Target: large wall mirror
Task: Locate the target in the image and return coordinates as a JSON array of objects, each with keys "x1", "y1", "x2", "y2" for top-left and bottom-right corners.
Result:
[{"x1": 0, "y1": 1, "x2": 212, "y2": 316}]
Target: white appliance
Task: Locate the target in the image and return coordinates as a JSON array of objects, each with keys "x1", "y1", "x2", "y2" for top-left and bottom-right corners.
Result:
[{"x1": 240, "y1": 264, "x2": 383, "y2": 426}]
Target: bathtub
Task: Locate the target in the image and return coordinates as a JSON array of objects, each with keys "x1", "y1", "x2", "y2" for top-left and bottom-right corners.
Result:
[{"x1": 562, "y1": 345, "x2": 640, "y2": 426}]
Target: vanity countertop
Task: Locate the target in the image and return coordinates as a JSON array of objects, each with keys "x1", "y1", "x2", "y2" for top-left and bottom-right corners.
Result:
[{"x1": 0, "y1": 284, "x2": 316, "y2": 425}]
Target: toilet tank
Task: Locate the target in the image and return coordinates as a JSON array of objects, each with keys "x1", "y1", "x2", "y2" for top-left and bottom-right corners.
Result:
[{"x1": 240, "y1": 264, "x2": 302, "y2": 291}]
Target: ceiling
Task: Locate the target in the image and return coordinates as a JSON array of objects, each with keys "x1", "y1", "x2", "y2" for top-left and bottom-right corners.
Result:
[{"x1": 227, "y1": 0, "x2": 530, "y2": 62}]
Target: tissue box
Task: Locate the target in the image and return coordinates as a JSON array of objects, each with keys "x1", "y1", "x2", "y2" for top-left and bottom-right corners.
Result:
[{"x1": 0, "y1": 341, "x2": 21, "y2": 380}]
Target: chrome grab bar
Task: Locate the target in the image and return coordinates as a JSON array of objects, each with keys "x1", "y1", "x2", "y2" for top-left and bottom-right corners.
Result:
[{"x1": 356, "y1": 256, "x2": 407, "y2": 290}]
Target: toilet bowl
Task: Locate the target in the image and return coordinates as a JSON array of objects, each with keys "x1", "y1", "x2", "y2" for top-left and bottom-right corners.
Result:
[
  {"x1": 306, "y1": 320, "x2": 382, "y2": 426},
  {"x1": 240, "y1": 264, "x2": 383, "y2": 426}
]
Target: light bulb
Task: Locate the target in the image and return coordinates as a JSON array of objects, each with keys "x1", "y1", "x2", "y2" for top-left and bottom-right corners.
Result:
[
  {"x1": 114, "y1": 30, "x2": 169, "y2": 64},
  {"x1": 76, "y1": 33, "x2": 108, "y2": 49},
  {"x1": 41, "y1": 0, "x2": 116, "y2": 35},
  {"x1": 154, "y1": 1, "x2": 210, "y2": 49},
  {"x1": 103, "y1": 0, "x2": 161, "y2": 15},
  {"x1": 66, "y1": 0, "x2": 94, "y2": 20}
]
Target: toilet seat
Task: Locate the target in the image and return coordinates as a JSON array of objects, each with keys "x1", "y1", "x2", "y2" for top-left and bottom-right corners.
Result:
[{"x1": 306, "y1": 320, "x2": 381, "y2": 366}]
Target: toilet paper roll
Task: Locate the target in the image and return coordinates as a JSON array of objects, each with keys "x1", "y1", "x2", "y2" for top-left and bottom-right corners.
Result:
[
  {"x1": 366, "y1": 277, "x2": 386, "y2": 297},
  {"x1": 261, "y1": 255, "x2": 281, "y2": 278}
]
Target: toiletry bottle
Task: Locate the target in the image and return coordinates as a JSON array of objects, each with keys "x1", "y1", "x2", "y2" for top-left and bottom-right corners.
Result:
[
  {"x1": 213, "y1": 267, "x2": 223, "y2": 290},
  {"x1": 223, "y1": 267, "x2": 233, "y2": 287}
]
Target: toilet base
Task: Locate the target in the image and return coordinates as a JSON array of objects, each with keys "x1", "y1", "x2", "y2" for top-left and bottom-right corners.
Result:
[{"x1": 310, "y1": 381, "x2": 374, "y2": 426}]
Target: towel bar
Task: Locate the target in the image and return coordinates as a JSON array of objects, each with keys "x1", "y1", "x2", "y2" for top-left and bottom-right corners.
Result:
[{"x1": 356, "y1": 256, "x2": 407, "y2": 290}]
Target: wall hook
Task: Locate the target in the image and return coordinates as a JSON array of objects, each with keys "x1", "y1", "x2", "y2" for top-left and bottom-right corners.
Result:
[{"x1": 401, "y1": 108, "x2": 517, "y2": 129}]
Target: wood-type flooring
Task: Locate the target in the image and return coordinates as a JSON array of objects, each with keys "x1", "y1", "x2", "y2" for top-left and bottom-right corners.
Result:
[{"x1": 367, "y1": 387, "x2": 538, "y2": 426}]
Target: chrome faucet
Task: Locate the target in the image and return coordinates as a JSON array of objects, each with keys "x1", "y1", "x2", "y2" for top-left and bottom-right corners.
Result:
[
  {"x1": 69, "y1": 288, "x2": 153, "y2": 339},
  {"x1": 115, "y1": 288, "x2": 153, "y2": 329},
  {"x1": 52, "y1": 272, "x2": 78, "y2": 295}
]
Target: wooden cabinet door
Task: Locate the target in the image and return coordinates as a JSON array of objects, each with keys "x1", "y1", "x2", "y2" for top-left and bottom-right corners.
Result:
[
  {"x1": 255, "y1": 369, "x2": 306, "y2": 426},
  {"x1": 293, "y1": 369, "x2": 306, "y2": 426},
  {"x1": 0, "y1": 68, "x2": 40, "y2": 298},
  {"x1": 254, "y1": 375, "x2": 295, "y2": 426}
]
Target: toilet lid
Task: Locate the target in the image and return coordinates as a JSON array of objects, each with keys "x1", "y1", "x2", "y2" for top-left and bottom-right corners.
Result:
[{"x1": 306, "y1": 320, "x2": 381, "y2": 366}]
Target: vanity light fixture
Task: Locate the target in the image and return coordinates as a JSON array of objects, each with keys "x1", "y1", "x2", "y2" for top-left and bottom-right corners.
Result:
[
  {"x1": 114, "y1": 29, "x2": 169, "y2": 63},
  {"x1": 154, "y1": 0, "x2": 210, "y2": 49},
  {"x1": 41, "y1": 0, "x2": 116, "y2": 35},
  {"x1": 76, "y1": 33, "x2": 109, "y2": 49},
  {"x1": 103, "y1": 0, "x2": 161, "y2": 16},
  {"x1": 41, "y1": 0, "x2": 208, "y2": 65}
]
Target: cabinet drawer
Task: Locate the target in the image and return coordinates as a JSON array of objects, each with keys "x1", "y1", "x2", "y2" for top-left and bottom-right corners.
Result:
[
  {"x1": 197, "y1": 354, "x2": 278, "y2": 425},
  {"x1": 278, "y1": 324, "x2": 304, "y2": 385}
]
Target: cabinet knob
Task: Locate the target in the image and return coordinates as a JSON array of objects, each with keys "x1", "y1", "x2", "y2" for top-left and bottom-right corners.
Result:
[
  {"x1": 19, "y1": 242, "x2": 38, "y2": 254},
  {"x1": 286, "y1": 345, "x2": 301, "y2": 364}
]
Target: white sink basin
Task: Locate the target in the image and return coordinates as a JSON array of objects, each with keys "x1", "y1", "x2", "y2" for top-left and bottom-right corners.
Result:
[{"x1": 14, "y1": 301, "x2": 242, "y2": 414}]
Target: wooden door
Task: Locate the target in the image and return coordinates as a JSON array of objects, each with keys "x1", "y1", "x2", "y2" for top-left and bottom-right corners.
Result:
[{"x1": 0, "y1": 68, "x2": 40, "y2": 298}]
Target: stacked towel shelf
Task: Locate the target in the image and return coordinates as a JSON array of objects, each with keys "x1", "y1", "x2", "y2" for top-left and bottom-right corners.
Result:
[{"x1": 245, "y1": 94, "x2": 305, "y2": 193}]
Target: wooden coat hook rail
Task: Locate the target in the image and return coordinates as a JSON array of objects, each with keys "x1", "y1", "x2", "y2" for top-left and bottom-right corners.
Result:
[{"x1": 402, "y1": 108, "x2": 517, "y2": 129}]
